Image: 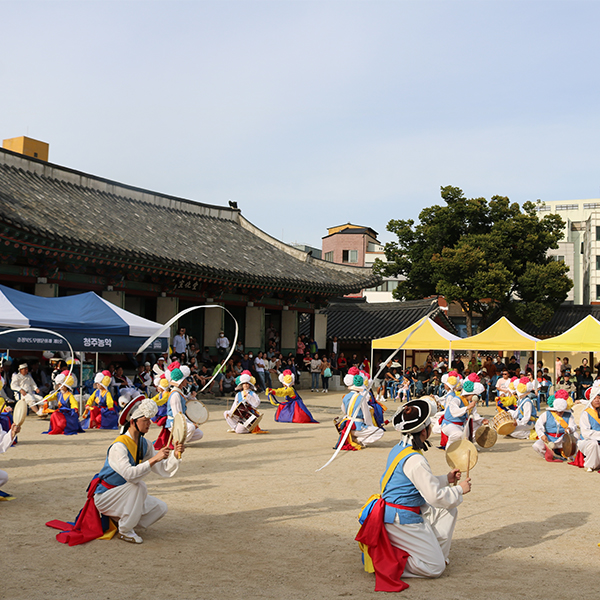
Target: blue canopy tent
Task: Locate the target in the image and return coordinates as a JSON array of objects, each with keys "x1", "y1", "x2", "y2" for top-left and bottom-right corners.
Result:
[{"x1": 0, "y1": 284, "x2": 169, "y2": 353}]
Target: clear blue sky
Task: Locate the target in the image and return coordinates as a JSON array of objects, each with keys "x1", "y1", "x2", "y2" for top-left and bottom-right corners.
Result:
[{"x1": 2, "y1": 1, "x2": 599, "y2": 248}]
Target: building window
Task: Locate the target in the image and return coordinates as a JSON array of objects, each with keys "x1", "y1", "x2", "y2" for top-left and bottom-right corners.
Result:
[
  {"x1": 596, "y1": 255, "x2": 600, "y2": 270},
  {"x1": 367, "y1": 242, "x2": 380, "y2": 252},
  {"x1": 584, "y1": 203, "x2": 600, "y2": 209},
  {"x1": 596, "y1": 226, "x2": 600, "y2": 241},
  {"x1": 596, "y1": 285, "x2": 600, "y2": 301},
  {"x1": 557, "y1": 255, "x2": 565, "y2": 262},
  {"x1": 555, "y1": 204, "x2": 579, "y2": 211},
  {"x1": 342, "y1": 249, "x2": 358, "y2": 263},
  {"x1": 536, "y1": 205, "x2": 550, "y2": 212},
  {"x1": 366, "y1": 280, "x2": 399, "y2": 292},
  {"x1": 324, "y1": 251, "x2": 334, "y2": 262}
]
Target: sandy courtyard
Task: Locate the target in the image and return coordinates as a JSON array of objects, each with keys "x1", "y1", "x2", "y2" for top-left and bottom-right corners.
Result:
[{"x1": 2, "y1": 391, "x2": 599, "y2": 600}]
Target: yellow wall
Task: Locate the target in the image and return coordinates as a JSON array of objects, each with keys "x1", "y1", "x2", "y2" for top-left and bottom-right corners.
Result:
[
  {"x1": 327, "y1": 223, "x2": 365, "y2": 235},
  {"x1": 2, "y1": 136, "x2": 49, "y2": 161}
]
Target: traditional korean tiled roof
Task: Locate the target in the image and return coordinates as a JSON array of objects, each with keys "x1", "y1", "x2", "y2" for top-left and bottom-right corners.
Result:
[
  {"x1": 314, "y1": 297, "x2": 457, "y2": 343},
  {"x1": 525, "y1": 304, "x2": 600, "y2": 338},
  {"x1": 0, "y1": 149, "x2": 379, "y2": 297}
]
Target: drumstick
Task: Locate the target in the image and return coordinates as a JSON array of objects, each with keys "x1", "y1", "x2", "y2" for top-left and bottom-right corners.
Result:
[
  {"x1": 162, "y1": 431, "x2": 173, "y2": 451},
  {"x1": 466, "y1": 450, "x2": 471, "y2": 479}
]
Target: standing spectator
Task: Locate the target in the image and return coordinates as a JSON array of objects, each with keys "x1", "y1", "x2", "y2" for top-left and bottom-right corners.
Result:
[
  {"x1": 308, "y1": 338, "x2": 318, "y2": 355},
  {"x1": 173, "y1": 327, "x2": 189, "y2": 359},
  {"x1": 337, "y1": 352, "x2": 348, "y2": 377},
  {"x1": 254, "y1": 351, "x2": 267, "y2": 392},
  {"x1": 320, "y1": 357, "x2": 332, "y2": 393},
  {"x1": 296, "y1": 336, "x2": 305, "y2": 366},
  {"x1": 561, "y1": 357, "x2": 572, "y2": 377},
  {"x1": 555, "y1": 357, "x2": 563, "y2": 382},
  {"x1": 451, "y1": 355, "x2": 464, "y2": 374},
  {"x1": 331, "y1": 336, "x2": 339, "y2": 370},
  {"x1": 360, "y1": 355, "x2": 371, "y2": 375},
  {"x1": 310, "y1": 353, "x2": 322, "y2": 392},
  {"x1": 216, "y1": 330, "x2": 230, "y2": 358}
]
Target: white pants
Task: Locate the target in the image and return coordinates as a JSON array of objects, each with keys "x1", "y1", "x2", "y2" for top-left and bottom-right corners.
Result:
[
  {"x1": 441, "y1": 424, "x2": 464, "y2": 447},
  {"x1": 510, "y1": 424, "x2": 533, "y2": 439},
  {"x1": 431, "y1": 412, "x2": 444, "y2": 435},
  {"x1": 21, "y1": 392, "x2": 43, "y2": 410},
  {"x1": 0, "y1": 469, "x2": 8, "y2": 488},
  {"x1": 94, "y1": 481, "x2": 167, "y2": 533},
  {"x1": 185, "y1": 421, "x2": 203, "y2": 443},
  {"x1": 385, "y1": 504, "x2": 458, "y2": 578},
  {"x1": 354, "y1": 425, "x2": 384, "y2": 446},
  {"x1": 577, "y1": 439, "x2": 600, "y2": 470},
  {"x1": 224, "y1": 411, "x2": 253, "y2": 434},
  {"x1": 532, "y1": 438, "x2": 565, "y2": 457}
]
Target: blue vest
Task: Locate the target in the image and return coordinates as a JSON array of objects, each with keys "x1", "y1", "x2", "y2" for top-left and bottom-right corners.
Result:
[
  {"x1": 517, "y1": 397, "x2": 537, "y2": 423},
  {"x1": 58, "y1": 391, "x2": 73, "y2": 410},
  {"x1": 166, "y1": 388, "x2": 186, "y2": 429},
  {"x1": 342, "y1": 391, "x2": 367, "y2": 431},
  {"x1": 380, "y1": 442, "x2": 424, "y2": 525},
  {"x1": 581, "y1": 408, "x2": 600, "y2": 441},
  {"x1": 545, "y1": 410, "x2": 571, "y2": 437},
  {"x1": 441, "y1": 393, "x2": 467, "y2": 427},
  {"x1": 95, "y1": 436, "x2": 148, "y2": 494}
]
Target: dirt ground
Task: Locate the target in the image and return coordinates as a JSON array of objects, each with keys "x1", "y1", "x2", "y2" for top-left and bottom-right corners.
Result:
[{"x1": 2, "y1": 391, "x2": 599, "y2": 600}]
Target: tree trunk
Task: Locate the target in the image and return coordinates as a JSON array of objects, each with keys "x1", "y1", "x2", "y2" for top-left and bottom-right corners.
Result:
[{"x1": 465, "y1": 310, "x2": 473, "y2": 337}]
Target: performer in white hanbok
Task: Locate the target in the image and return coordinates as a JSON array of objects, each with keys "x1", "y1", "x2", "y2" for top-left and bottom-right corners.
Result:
[
  {"x1": 11, "y1": 363, "x2": 43, "y2": 416},
  {"x1": 336, "y1": 367, "x2": 384, "y2": 450},
  {"x1": 356, "y1": 399, "x2": 471, "y2": 592},
  {"x1": 576, "y1": 385, "x2": 600, "y2": 471},
  {"x1": 164, "y1": 362, "x2": 203, "y2": 444},
  {"x1": 509, "y1": 377, "x2": 537, "y2": 439},
  {"x1": 440, "y1": 375, "x2": 488, "y2": 447},
  {"x1": 0, "y1": 416, "x2": 20, "y2": 500},
  {"x1": 432, "y1": 371, "x2": 462, "y2": 435},
  {"x1": 532, "y1": 392, "x2": 576, "y2": 460},
  {"x1": 47, "y1": 396, "x2": 183, "y2": 545},
  {"x1": 224, "y1": 371, "x2": 261, "y2": 434}
]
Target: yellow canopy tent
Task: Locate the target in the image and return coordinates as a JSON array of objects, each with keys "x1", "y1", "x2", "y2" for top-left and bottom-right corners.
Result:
[
  {"x1": 536, "y1": 315, "x2": 600, "y2": 352},
  {"x1": 370, "y1": 317, "x2": 461, "y2": 375},
  {"x1": 371, "y1": 317, "x2": 461, "y2": 350},
  {"x1": 450, "y1": 317, "x2": 539, "y2": 351}
]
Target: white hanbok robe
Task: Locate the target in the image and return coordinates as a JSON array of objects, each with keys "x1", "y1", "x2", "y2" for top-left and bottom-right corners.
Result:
[
  {"x1": 0, "y1": 423, "x2": 15, "y2": 488},
  {"x1": 10, "y1": 372, "x2": 43, "y2": 411},
  {"x1": 224, "y1": 389, "x2": 261, "y2": 434},
  {"x1": 167, "y1": 387, "x2": 203, "y2": 443},
  {"x1": 577, "y1": 407, "x2": 600, "y2": 470},
  {"x1": 532, "y1": 411, "x2": 576, "y2": 457},
  {"x1": 384, "y1": 447, "x2": 463, "y2": 577},
  {"x1": 441, "y1": 396, "x2": 485, "y2": 446},
  {"x1": 94, "y1": 431, "x2": 180, "y2": 533}
]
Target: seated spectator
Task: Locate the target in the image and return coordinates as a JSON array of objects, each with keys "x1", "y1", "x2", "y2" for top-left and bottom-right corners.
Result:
[
  {"x1": 578, "y1": 367, "x2": 593, "y2": 399},
  {"x1": 222, "y1": 370, "x2": 236, "y2": 396},
  {"x1": 556, "y1": 372, "x2": 576, "y2": 399}
]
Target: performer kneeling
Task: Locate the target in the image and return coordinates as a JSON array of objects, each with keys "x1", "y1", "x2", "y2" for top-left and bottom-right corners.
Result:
[
  {"x1": 440, "y1": 375, "x2": 488, "y2": 447},
  {"x1": 81, "y1": 371, "x2": 118, "y2": 430},
  {"x1": 336, "y1": 367, "x2": 384, "y2": 450},
  {"x1": 0, "y1": 415, "x2": 20, "y2": 501},
  {"x1": 43, "y1": 375, "x2": 84, "y2": 436},
  {"x1": 532, "y1": 391, "x2": 576, "y2": 461},
  {"x1": 267, "y1": 369, "x2": 318, "y2": 423},
  {"x1": 47, "y1": 396, "x2": 183, "y2": 545},
  {"x1": 154, "y1": 362, "x2": 203, "y2": 449},
  {"x1": 224, "y1": 370, "x2": 264, "y2": 433},
  {"x1": 509, "y1": 377, "x2": 537, "y2": 439},
  {"x1": 356, "y1": 399, "x2": 471, "y2": 592},
  {"x1": 576, "y1": 385, "x2": 600, "y2": 471}
]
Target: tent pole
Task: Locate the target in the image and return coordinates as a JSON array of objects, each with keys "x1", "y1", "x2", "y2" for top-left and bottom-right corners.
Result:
[
  {"x1": 403, "y1": 349, "x2": 406, "y2": 372},
  {"x1": 95, "y1": 352, "x2": 98, "y2": 371},
  {"x1": 370, "y1": 345, "x2": 373, "y2": 379}
]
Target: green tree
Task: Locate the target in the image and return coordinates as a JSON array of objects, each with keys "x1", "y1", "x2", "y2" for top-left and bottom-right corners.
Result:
[{"x1": 374, "y1": 186, "x2": 573, "y2": 335}]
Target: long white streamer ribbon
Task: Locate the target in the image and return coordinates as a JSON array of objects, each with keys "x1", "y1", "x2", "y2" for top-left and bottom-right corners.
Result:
[
  {"x1": 136, "y1": 305, "x2": 239, "y2": 393},
  {"x1": 316, "y1": 312, "x2": 437, "y2": 472},
  {"x1": 0, "y1": 327, "x2": 76, "y2": 405}
]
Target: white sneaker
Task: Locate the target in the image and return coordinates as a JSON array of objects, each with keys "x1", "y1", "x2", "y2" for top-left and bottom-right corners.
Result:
[
  {"x1": 586, "y1": 467, "x2": 594, "y2": 472},
  {"x1": 118, "y1": 530, "x2": 143, "y2": 544}
]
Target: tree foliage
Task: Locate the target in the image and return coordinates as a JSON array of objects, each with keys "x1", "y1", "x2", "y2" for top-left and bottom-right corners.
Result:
[{"x1": 374, "y1": 186, "x2": 573, "y2": 334}]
